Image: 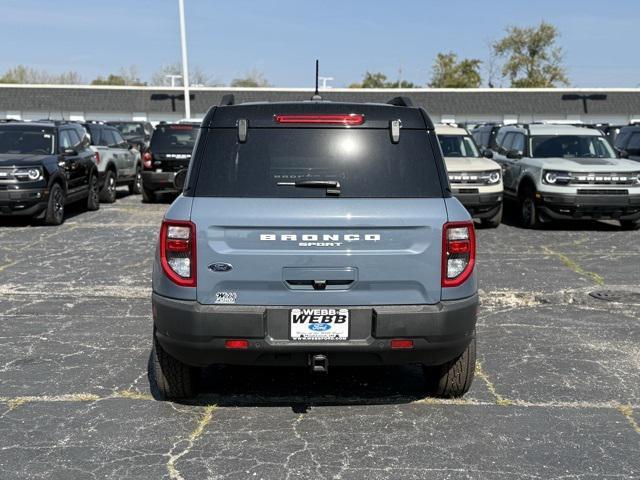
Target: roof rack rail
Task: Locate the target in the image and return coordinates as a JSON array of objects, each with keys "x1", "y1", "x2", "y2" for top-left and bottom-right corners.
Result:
[
  {"x1": 387, "y1": 96, "x2": 413, "y2": 107},
  {"x1": 219, "y1": 94, "x2": 235, "y2": 106}
]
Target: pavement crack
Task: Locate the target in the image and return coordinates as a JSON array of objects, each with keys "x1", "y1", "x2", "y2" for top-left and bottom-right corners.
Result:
[
  {"x1": 541, "y1": 245, "x2": 605, "y2": 285},
  {"x1": 165, "y1": 404, "x2": 216, "y2": 480},
  {"x1": 475, "y1": 361, "x2": 513, "y2": 406},
  {"x1": 616, "y1": 403, "x2": 640, "y2": 434}
]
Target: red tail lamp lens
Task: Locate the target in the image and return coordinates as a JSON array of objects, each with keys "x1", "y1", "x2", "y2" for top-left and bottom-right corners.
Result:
[
  {"x1": 275, "y1": 114, "x2": 364, "y2": 125},
  {"x1": 159, "y1": 220, "x2": 196, "y2": 287},
  {"x1": 225, "y1": 339, "x2": 249, "y2": 350},
  {"x1": 391, "y1": 339, "x2": 414, "y2": 349},
  {"x1": 441, "y1": 221, "x2": 476, "y2": 288}
]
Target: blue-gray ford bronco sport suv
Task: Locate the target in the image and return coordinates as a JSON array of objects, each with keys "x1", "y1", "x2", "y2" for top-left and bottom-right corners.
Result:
[{"x1": 150, "y1": 96, "x2": 478, "y2": 400}]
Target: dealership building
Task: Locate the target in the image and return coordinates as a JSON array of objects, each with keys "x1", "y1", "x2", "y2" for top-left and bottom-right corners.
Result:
[{"x1": 1, "y1": 84, "x2": 640, "y2": 125}]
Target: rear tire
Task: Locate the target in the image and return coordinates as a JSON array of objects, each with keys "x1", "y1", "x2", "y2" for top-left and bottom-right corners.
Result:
[
  {"x1": 519, "y1": 187, "x2": 540, "y2": 228},
  {"x1": 44, "y1": 183, "x2": 65, "y2": 226},
  {"x1": 142, "y1": 185, "x2": 157, "y2": 203},
  {"x1": 86, "y1": 172, "x2": 100, "y2": 211},
  {"x1": 150, "y1": 330, "x2": 198, "y2": 400},
  {"x1": 480, "y1": 204, "x2": 502, "y2": 229},
  {"x1": 129, "y1": 165, "x2": 142, "y2": 195},
  {"x1": 99, "y1": 170, "x2": 117, "y2": 203},
  {"x1": 423, "y1": 335, "x2": 476, "y2": 398},
  {"x1": 620, "y1": 219, "x2": 640, "y2": 230}
]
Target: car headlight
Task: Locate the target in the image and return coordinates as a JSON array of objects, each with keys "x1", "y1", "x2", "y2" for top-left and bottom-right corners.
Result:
[
  {"x1": 14, "y1": 167, "x2": 43, "y2": 181},
  {"x1": 487, "y1": 170, "x2": 501, "y2": 184},
  {"x1": 543, "y1": 170, "x2": 571, "y2": 185}
]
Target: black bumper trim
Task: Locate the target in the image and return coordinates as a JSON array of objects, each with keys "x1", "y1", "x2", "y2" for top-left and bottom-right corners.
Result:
[
  {"x1": 141, "y1": 171, "x2": 177, "y2": 192},
  {"x1": 539, "y1": 192, "x2": 640, "y2": 220},
  {"x1": 153, "y1": 293, "x2": 478, "y2": 367},
  {"x1": 0, "y1": 188, "x2": 48, "y2": 216},
  {"x1": 452, "y1": 191, "x2": 503, "y2": 218}
]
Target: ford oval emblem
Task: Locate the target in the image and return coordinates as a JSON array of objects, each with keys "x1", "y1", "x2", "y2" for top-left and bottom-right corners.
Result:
[
  {"x1": 308, "y1": 323, "x2": 331, "y2": 332},
  {"x1": 208, "y1": 262, "x2": 233, "y2": 272}
]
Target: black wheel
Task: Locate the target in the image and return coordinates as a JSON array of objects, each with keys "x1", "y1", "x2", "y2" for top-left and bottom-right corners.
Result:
[
  {"x1": 44, "y1": 183, "x2": 65, "y2": 226},
  {"x1": 86, "y1": 172, "x2": 100, "y2": 211},
  {"x1": 423, "y1": 335, "x2": 476, "y2": 398},
  {"x1": 620, "y1": 219, "x2": 640, "y2": 230},
  {"x1": 519, "y1": 187, "x2": 540, "y2": 228},
  {"x1": 142, "y1": 185, "x2": 157, "y2": 203},
  {"x1": 99, "y1": 170, "x2": 117, "y2": 203},
  {"x1": 480, "y1": 204, "x2": 503, "y2": 229},
  {"x1": 150, "y1": 330, "x2": 198, "y2": 400},
  {"x1": 129, "y1": 165, "x2": 142, "y2": 195}
]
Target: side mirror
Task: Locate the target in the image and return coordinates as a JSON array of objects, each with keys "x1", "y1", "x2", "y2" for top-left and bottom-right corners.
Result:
[
  {"x1": 173, "y1": 169, "x2": 188, "y2": 191},
  {"x1": 482, "y1": 149, "x2": 493, "y2": 159},
  {"x1": 619, "y1": 149, "x2": 629, "y2": 158},
  {"x1": 61, "y1": 147, "x2": 77, "y2": 156},
  {"x1": 506, "y1": 150, "x2": 522, "y2": 160}
]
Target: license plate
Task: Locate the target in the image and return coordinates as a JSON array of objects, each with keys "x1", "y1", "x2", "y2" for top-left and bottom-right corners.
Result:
[{"x1": 289, "y1": 308, "x2": 349, "y2": 341}]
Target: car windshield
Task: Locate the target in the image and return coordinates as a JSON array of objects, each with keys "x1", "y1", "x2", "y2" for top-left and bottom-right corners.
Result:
[
  {"x1": 150, "y1": 125, "x2": 198, "y2": 152},
  {"x1": 438, "y1": 134, "x2": 480, "y2": 157},
  {"x1": 194, "y1": 128, "x2": 443, "y2": 198},
  {"x1": 0, "y1": 126, "x2": 55, "y2": 155},
  {"x1": 109, "y1": 122, "x2": 145, "y2": 138},
  {"x1": 531, "y1": 135, "x2": 616, "y2": 158}
]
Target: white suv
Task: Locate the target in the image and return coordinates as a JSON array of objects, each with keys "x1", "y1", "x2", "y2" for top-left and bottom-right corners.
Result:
[
  {"x1": 491, "y1": 123, "x2": 640, "y2": 229},
  {"x1": 436, "y1": 125, "x2": 504, "y2": 228}
]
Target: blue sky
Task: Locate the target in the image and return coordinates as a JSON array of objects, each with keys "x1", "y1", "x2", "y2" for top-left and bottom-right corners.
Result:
[{"x1": 1, "y1": 0, "x2": 639, "y2": 87}]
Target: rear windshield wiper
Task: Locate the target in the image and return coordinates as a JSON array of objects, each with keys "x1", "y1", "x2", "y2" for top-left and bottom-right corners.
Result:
[{"x1": 277, "y1": 180, "x2": 341, "y2": 196}]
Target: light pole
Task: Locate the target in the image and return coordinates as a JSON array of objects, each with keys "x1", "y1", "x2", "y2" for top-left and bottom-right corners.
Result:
[
  {"x1": 178, "y1": 0, "x2": 191, "y2": 119},
  {"x1": 165, "y1": 74, "x2": 182, "y2": 88}
]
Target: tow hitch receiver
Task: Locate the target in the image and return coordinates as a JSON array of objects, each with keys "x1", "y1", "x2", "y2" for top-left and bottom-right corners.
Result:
[{"x1": 310, "y1": 354, "x2": 329, "y2": 373}]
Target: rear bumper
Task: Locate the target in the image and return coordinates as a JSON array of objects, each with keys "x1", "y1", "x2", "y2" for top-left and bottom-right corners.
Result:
[
  {"x1": 142, "y1": 171, "x2": 176, "y2": 192},
  {"x1": 538, "y1": 192, "x2": 640, "y2": 220},
  {"x1": 153, "y1": 293, "x2": 479, "y2": 368},
  {"x1": 452, "y1": 191, "x2": 503, "y2": 219},
  {"x1": 0, "y1": 188, "x2": 48, "y2": 216}
]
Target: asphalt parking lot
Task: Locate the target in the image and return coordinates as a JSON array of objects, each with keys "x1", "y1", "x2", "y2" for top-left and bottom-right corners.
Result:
[{"x1": 0, "y1": 192, "x2": 638, "y2": 480}]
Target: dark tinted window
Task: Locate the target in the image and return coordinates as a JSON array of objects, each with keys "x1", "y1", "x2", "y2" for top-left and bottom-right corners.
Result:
[
  {"x1": 194, "y1": 128, "x2": 443, "y2": 198},
  {"x1": 531, "y1": 135, "x2": 615, "y2": 158},
  {"x1": 627, "y1": 132, "x2": 640, "y2": 151},
  {"x1": 59, "y1": 130, "x2": 73, "y2": 150},
  {"x1": 614, "y1": 131, "x2": 630, "y2": 149},
  {"x1": 438, "y1": 135, "x2": 479, "y2": 157},
  {"x1": 67, "y1": 129, "x2": 81, "y2": 146},
  {"x1": 110, "y1": 129, "x2": 125, "y2": 146},
  {"x1": 0, "y1": 125, "x2": 55, "y2": 154},
  {"x1": 151, "y1": 125, "x2": 198, "y2": 152},
  {"x1": 86, "y1": 125, "x2": 106, "y2": 146},
  {"x1": 110, "y1": 122, "x2": 146, "y2": 138},
  {"x1": 511, "y1": 133, "x2": 525, "y2": 153}
]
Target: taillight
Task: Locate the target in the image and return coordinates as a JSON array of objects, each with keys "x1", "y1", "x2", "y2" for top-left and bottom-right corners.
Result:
[
  {"x1": 274, "y1": 114, "x2": 364, "y2": 125},
  {"x1": 94, "y1": 151, "x2": 101, "y2": 165},
  {"x1": 143, "y1": 152, "x2": 153, "y2": 169},
  {"x1": 442, "y1": 221, "x2": 476, "y2": 288},
  {"x1": 159, "y1": 220, "x2": 196, "y2": 287}
]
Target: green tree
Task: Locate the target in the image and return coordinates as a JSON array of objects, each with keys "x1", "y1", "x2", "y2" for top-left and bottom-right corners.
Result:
[
  {"x1": 492, "y1": 22, "x2": 569, "y2": 88},
  {"x1": 0, "y1": 65, "x2": 82, "y2": 84},
  {"x1": 91, "y1": 67, "x2": 145, "y2": 86},
  {"x1": 349, "y1": 72, "x2": 416, "y2": 88},
  {"x1": 428, "y1": 53, "x2": 482, "y2": 88},
  {"x1": 230, "y1": 69, "x2": 270, "y2": 87}
]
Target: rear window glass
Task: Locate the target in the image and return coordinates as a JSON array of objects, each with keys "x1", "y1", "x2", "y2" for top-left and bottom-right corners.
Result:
[
  {"x1": 151, "y1": 125, "x2": 198, "y2": 152},
  {"x1": 194, "y1": 128, "x2": 443, "y2": 198}
]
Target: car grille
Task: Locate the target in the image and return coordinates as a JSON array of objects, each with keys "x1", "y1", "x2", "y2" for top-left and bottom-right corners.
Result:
[
  {"x1": 577, "y1": 189, "x2": 629, "y2": 195},
  {"x1": 569, "y1": 173, "x2": 638, "y2": 185}
]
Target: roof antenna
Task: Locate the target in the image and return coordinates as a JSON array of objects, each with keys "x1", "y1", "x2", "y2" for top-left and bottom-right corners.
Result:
[{"x1": 311, "y1": 59, "x2": 322, "y2": 101}]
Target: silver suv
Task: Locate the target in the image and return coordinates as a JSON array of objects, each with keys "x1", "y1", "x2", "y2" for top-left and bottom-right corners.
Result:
[
  {"x1": 82, "y1": 123, "x2": 142, "y2": 203},
  {"x1": 491, "y1": 123, "x2": 640, "y2": 229},
  {"x1": 436, "y1": 124, "x2": 503, "y2": 228}
]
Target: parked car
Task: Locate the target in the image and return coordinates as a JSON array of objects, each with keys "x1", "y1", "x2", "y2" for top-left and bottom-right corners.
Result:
[
  {"x1": 613, "y1": 124, "x2": 640, "y2": 162},
  {"x1": 436, "y1": 124, "x2": 503, "y2": 227},
  {"x1": 490, "y1": 123, "x2": 640, "y2": 229},
  {"x1": 141, "y1": 123, "x2": 199, "y2": 203},
  {"x1": 106, "y1": 121, "x2": 153, "y2": 153},
  {"x1": 150, "y1": 97, "x2": 478, "y2": 400},
  {"x1": 0, "y1": 121, "x2": 99, "y2": 225},
  {"x1": 82, "y1": 122, "x2": 142, "y2": 203},
  {"x1": 471, "y1": 123, "x2": 502, "y2": 151}
]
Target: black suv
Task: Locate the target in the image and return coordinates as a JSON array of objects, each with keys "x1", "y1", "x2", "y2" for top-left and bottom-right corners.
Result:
[
  {"x1": 141, "y1": 123, "x2": 199, "y2": 203},
  {"x1": 613, "y1": 124, "x2": 640, "y2": 162},
  {"x1": 107, "y1": 121, "x2": 154, "y2": 153},
  {"x1": 0, "y1": 121, "x2": 99, "y2": 225}
]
